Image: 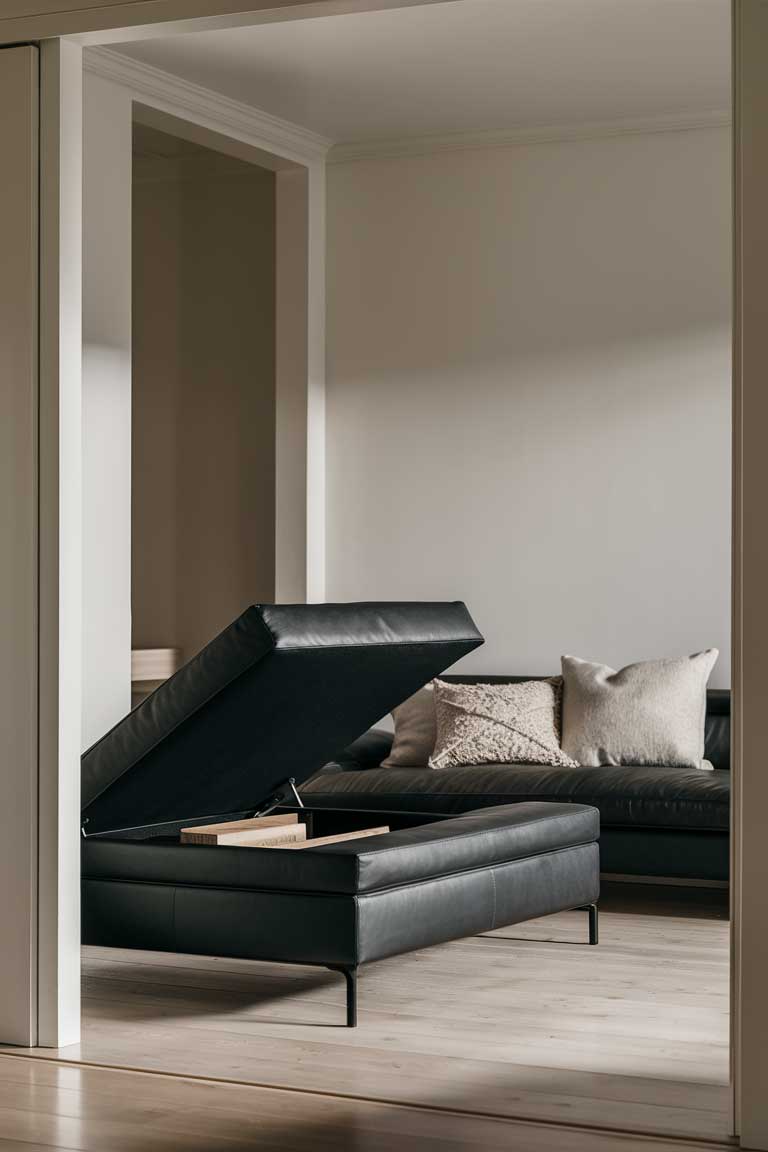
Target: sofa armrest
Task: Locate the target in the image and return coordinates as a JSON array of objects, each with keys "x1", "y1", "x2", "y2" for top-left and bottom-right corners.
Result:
[{"x1": 324, "y1": 727, "x2": 394, "y2": 773}]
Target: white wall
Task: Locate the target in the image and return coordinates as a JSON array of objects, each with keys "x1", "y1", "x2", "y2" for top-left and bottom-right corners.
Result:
[
  {"x1": 82, "y1": 72, "x2": 132, "y2": 749},
  {"x1": 326, "y1": 127, "x2": 732, "y2": 685},
  {"x1": 275, "y1": 168, "x2": 310, "y2": 602},
  {"x1": 131, "y1": 168, "x2": 181, "y2": 653}
]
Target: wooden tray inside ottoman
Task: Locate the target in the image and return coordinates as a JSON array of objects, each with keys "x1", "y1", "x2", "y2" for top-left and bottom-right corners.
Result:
[{"x1": 181, "y1": 814, "x2": 389, "y2": 849}]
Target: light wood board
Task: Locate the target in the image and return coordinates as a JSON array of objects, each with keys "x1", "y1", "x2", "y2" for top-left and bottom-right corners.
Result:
[
  {"x1": 181, "y1": 814, "x2": 299, "y2": 843},
  {"x1": 283, "y1": 825, "x2": 389, "y2": 848}
]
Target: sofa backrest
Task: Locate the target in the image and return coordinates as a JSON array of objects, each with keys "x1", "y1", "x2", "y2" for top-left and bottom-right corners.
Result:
[{"x1": 441, "y1": 676, "x2": 731, "y2": 771}]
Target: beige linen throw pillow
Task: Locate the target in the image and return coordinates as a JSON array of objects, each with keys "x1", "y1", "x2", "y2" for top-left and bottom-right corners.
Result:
[
  {"x1": 429, "y1": 679, "x2": 578, "y2": 770},
  {"x1": 381, "y1": 684, "x2": 437, "y2": 767},
  {"x1": 561, "y1": 651, "x2": 718, "y2": 769}
]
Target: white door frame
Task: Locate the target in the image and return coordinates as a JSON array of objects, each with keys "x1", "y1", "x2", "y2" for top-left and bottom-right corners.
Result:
[
  {"x1": 0, "y1": 0, "x2": 763, "y2": 1144},
  {"x1": 0, "y1": 0, "x2": 450, "y2": 45},
  {"x1": 83, "y1": 46, "x2": 328, "y2": 603},
  {"x1": 0, "y1": 42, "x2": 44, "y2": 1050},
  {"x1": 731, "y1": 2, "x2": 768, "y2": 1147},
  {"x1": 37, "y1": 37, "x2": 84, "y2": 1051},
  {"x1": 0, "y1": 37, "x2": 82, "y2": 1050}
]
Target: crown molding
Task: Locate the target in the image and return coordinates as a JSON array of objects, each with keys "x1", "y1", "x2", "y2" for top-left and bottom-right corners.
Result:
[
  {"x1": 84, "y1": 46, "x2": 332, "y2": 164},
  {"x1": 328, "y1": 108, "x2": 732, "y2": 164},
  {"x1": 83, "y1": 47, "x2": 730, "y2": 167}
]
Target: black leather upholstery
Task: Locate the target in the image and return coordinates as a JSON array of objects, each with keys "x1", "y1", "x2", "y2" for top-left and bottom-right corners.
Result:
[
  {"x1": 331, "y1": 728, "x2": 395, "y2": 773},
  {"x1": 82, "y1": 803, "x2": 600, "y2": 967},
  {"x1": 81, "y1": 602, "x2": 483, "y2": 835},
  {"x1": 80, "y1": 609, "x2": 602, "y2": 1018},
  {"x1": 599, "y1": 827, "x2": 728, "y2": 882},
  {"x1": 703, "y1": 689, "x2": 730, "y2": 771},
  {"x1": 83, "y1": 842, "x2": 600, "y2": 969},
  {"x1": 315, "y1": 679, "x2": 731, "y2": 832},
  {"x1": 355, "y1": 843, "x2": 599, "y2": 965},
  {"x1": 82, "y1": 879, "x2": 361, "y2": 967},
  {"x1": 82, "y1": 802, "x2": 598, "y2": 895},
  {"x1": 305, "y1": 759, "x2": 729, "y2": 831}
]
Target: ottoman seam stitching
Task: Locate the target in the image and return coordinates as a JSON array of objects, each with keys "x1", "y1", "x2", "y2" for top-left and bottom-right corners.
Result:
[
  {"x1": 356, "y1": 842, "x2": 597, "y2": 896},
  {"x1": 82, "y1": 837, "x2": 600, "y2": 891},
  {"x1": 82, "y1": 842, "x2": 599, "y2": 899},
  {"x1": 489, "y1": 869, "x2": 497, "y2": 930},
  {"x1": 354, "y1": 894, "x2": 359, "y2": 963}
]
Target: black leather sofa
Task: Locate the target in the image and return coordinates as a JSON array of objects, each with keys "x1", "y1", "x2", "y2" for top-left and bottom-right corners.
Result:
[{"x1": 304, "y1": 676, "x2": 731, "y2": 884}]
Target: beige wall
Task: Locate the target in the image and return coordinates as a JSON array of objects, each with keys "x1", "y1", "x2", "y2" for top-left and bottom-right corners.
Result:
[
  {"x1": 132, "y1": 137, "x2": 276, "y2": 661},
  {"x1": 327, "y1": 127, "x2": 732, "y2": 684},
  {"x1": 132, "y1": 171, "x2": 182, "y2": 651},
  {"x1": 275, "y1": 168, "x2": 310, "y2": 602}
]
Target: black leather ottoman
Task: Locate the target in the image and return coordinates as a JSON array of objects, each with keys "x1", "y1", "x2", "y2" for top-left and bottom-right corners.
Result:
[
  {"x1": 82, "y1": 800, "x2": 599, "y2": 1025},
  {"x1": 81, "y1": 602, "x2": 600, "y2": 1026}
]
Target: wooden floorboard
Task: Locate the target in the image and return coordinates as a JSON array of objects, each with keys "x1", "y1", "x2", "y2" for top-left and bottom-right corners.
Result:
[
  {"x1": 2, "y1": 887, "x2": 731, "y2": 1143},
  {"x1": 0, "y1": 1054, "x2": 735, "y2": 1152}
]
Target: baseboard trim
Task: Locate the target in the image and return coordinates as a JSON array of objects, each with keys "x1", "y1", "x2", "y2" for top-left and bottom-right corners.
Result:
[{"x1": 328, "y1": 109, "x2": 732, "y2": 163}]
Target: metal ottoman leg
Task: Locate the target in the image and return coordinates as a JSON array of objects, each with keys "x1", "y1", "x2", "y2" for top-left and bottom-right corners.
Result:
[
  {"x1": 577, "y1": 903, "x2": 599, "y2": 944},
  {"x1": 343, "y1": 967, "x2": 358, "y2": 1027}
]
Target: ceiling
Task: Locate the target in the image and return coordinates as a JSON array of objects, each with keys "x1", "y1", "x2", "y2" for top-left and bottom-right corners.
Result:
[{"x1": 115, "y1": 0, "x2": 730, "y2": 145}]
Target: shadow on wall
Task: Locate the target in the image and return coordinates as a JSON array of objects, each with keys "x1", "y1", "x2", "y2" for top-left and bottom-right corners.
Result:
[
  {"x1": 326, "y1": 129, "x2": 732, "y2": 686},
  {"x1": 131, "y1": 154, "x2": 277, "y2": 667},
  {"x1": 82, "y1": 343, "x2": 132, "y2": 750}
]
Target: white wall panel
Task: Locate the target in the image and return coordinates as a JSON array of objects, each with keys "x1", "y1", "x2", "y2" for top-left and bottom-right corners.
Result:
[{"x1": 327, "y1": 128, "x2": 732, "y2": 684}]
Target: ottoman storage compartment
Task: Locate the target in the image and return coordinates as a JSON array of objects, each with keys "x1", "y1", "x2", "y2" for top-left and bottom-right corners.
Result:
[{"x1": 81, "y1": 602, "x2": 600, "y2": 1027}]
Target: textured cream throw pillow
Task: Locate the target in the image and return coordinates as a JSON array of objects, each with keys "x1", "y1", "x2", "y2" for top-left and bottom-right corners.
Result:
[
  {"x1": 429, "y1": 679, "x2": 578, "y2": 770},
  {"x1": 381, "y1": 683, "x2": 437, "y2": 768},
  {"x1": 561, "y1": 651, "x2": 718, "y2": 769}
]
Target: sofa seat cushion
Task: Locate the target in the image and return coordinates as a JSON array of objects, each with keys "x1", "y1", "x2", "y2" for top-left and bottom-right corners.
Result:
[
  {"x1": 303, "y1": 763, "x2": 730, "y2": 831},
  {"x1": 82, "y1": 802, "x2": 598, "y2": 896}
]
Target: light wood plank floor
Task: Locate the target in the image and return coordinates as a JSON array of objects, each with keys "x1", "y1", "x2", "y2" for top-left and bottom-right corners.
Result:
[
  {"x1": 3, "y1": 886, "x2": 731, "y2": 1144},
  {"x1": 0, "y1": 1054, "x2": 734, "y2": 1152}
]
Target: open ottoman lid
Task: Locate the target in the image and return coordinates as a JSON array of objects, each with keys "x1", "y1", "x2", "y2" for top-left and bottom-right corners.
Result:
[{"x1": 81, "y1": 601, "x2": 483, "y2": 835}]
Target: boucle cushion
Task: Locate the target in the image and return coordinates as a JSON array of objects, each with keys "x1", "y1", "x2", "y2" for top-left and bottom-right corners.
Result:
[
  {"x1": 381, "y1": 684, "x2": 437, "y2": 768},
  {"x1": 561, "y1": 651, "x2": 718, "y2": 769},
  {"x1": 429, "y1": 679, "x2": 577, "y2": 770}
]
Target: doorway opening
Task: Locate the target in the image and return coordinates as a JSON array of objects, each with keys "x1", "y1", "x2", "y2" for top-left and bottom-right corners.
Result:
[
  {"x1": 131, "y1": 121, "x2": 277, "y2": 699},
  {"x1": 74, "y1": 1, "x2": 734, "y2": 1144}
]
